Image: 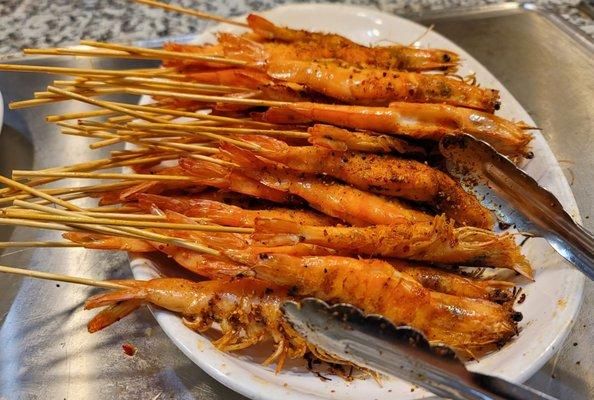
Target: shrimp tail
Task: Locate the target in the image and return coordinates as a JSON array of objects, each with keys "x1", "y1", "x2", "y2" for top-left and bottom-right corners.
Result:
[
  {"x1": 217, "y1": 32, "x2": 268, "y2": 65},
  {"x1": 179, "y1": 157, "x2": 230, "y2": 184},
  {"x1": 85, "y1": 287, "x2": 145, "y2": 310},
  {"x1": 87, "y1": 299, "x2": 143, "y2": 333}
]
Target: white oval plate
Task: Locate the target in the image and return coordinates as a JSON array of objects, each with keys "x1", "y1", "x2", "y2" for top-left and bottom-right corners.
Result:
[{"x1": 131, "y1": 4, "x2": 585, "y2": 399}]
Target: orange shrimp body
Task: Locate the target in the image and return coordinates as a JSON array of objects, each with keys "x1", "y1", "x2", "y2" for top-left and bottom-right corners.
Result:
[
  {"x1": 225, "y1": 250, "x2": 519, "y2": 350},
  {"x1": 236, "y1": 135, "x2": 493, "y2": 228},
  {"x1": 137, "y1": 194, "x2": 338, "y2": 227},
  {"x1": 260, "y1": 102, "x2": 532, "y2": 157},
  {"x1": 388, "y1": 261, "x2": 515, "y2": 303},
  {"x1": 253, "y1": 216, "x2": 532, "y2": 278},
  {"x1": 266, "y1": 59, "x2": 499, "y2": 111},
  {"x1": 85, "y1": 277, "x2": 311, "y2": 371},
  {"x1": 247, "y1": 14, "x2": 459, "y2": 72},
  {"x1": 221, "y1": 144, "x2": 433, "y2": 225},
  {"x1": 307, "y1": 124, "x2": 426, "y2": 155}
]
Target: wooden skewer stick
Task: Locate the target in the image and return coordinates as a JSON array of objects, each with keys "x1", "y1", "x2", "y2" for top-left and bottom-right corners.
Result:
[
  {"x1": 0, "y1": 64, "x2": 185, "y2": 79},
  {"x1": 12, "y1": 200, "x2": 220, "y2": 255},
  {"x1": 11, "y1": 170, "x2": 197, "y2": 182},
  {"x1": 0, "y1": 175, "x2": 83, "y2": 212},
  {"x1": 125, "y1": 87, "x2": 291, "y2": 107},
  {"x1": 107, "y1": 101, "x2": 276, "y2": 127},
  {"x1": 46, "y1": 108, "x2": 116, "y2": 122},
  {"x1": 132, "y1": 0, "x2": 249, "y2": 27},
  {"x1": 0, "y1": 241, "x2": 82, "y2": 249},
  {"x1": 80, "y1": 40, "x2": 248, "y2": 67},
  {"x1": 0, "y1": 264, "x2": 127, "y2": 289},
  {"x1": 0, "y1": 181, "x2": 137, "y2": 205},
  {"x1": 3, "y1": 209, "x2": 254, "y2": 233},
  {"x1": 129, "y1": 122, "x2": 310, "y2": 139},
  {"x1": 46, "y1": 86, "x2": 172, "y2": 124}
]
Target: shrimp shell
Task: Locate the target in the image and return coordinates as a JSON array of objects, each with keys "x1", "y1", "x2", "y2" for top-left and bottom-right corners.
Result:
[
  {"x1": 259, "y1": 102, "x2": 533, "y2": 157},
  {"x1": 253, "y1": 216, "x2": 533, "y2": 278},
  {"x1": 233, "y1": 135, "x2": 494, "y2": 228},
  {"x1": 265, "y1": 59, "x2": 499, "y2": 111},
  {"x1": 220, "y1": 143, "x2": 434, "y2": 225},
  {"x1": 224, "y1": 250, "x2": 519, "y2": 351},
  {"x1": 246, "y1": 14, "x2": 459, "y2": 72}
]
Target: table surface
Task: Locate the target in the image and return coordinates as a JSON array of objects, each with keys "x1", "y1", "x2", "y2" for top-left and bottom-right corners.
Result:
[{"x1": 0, "y1": 3, "x2": 593, "y2": 400}]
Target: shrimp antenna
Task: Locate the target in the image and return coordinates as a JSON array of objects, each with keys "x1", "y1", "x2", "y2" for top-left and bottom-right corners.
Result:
[
  {"x1": 0, "y1": 264, "x2": 126, "y2": 289},
  {"x1": 408, "y1": 24, "x2": 435, "y2": 47},
  {"x1": 131, "y1": 0, "x2": 249, "y2": 28}
]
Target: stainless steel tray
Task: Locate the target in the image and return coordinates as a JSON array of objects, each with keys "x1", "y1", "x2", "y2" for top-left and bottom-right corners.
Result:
[{"x1": 1, "y1": 3, "x2": 592, "y2": 399}]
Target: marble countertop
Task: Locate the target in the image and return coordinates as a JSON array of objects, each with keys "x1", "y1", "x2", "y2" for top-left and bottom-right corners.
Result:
[{"x1": 0, "y1": 0, "x2": 592, "y2": 58}]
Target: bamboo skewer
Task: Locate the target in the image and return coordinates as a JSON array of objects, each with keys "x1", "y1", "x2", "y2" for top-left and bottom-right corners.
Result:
[
  {"x1": 11, "y1": 171, "x2": 197, "y2": 182},
  {"x1": 80, "y1": 40, "x2": 248, "y2": 66},
  {"x1": 125, "y1": 87, "x2": 291, "y2": 107},
  {"x1": 46, "y1": 108, "x2": 117, "y2": 122},
  {"x1": 131, "y1": 0, "x2": 249, "y2": 27},
  {"x1": 0, "y1": 64, "x2": 185, "y2": 79},
  {"x1": 0, "y1": 264, "x2": 127, "y2": 289},
  {"x1": 128, "y1": 122, "x2": 310, "y2": 139},
  {"x1": 13, "y1": 200, "x2": 220, "y2": 255},
  {"x1": 0, "y1": 181, "x2": 137, "y2": 205},
  {"x1": 3, "y1": 209, "x2": 253, "y2": 233},
  {"x1": 0, "y1": 241, "x2": 82, "y2": 249}
]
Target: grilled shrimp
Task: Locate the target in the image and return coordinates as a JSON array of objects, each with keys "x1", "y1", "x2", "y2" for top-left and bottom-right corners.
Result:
[
  {"x1": 229, "y1": 136, "x2": 493, "y2": 228},
  {"x1": 246, "y1": 14, "x2": 459, "y2": 72},
  {"x1": 137, "y1": 194, "x2": 338, "y2": 227},
  {"x1": 265, "y1": 59, "x2": 499, "y2": 111},
  {"x1": 387, "y1": 260, "x2": 515, "y2": 303},
  {"x1": 307, "y1": 124, "x2": 426, "y2": 155},
  {"x1": 178, "y1": 157, "x2": 292, "y2": 203},
  {"x1": 259, "y1": 102, "x2": 533, "y2": 157},
  {"x1": 85, "y1": 277, "x2": 314, "y2": 371},
  {"x1": 225, "y1": 250, "x2": 519, "y2": 350},
  {"x1": 218, "y1": 145, "x2": 433, "y2": 225},
  {"x1": 254, "y1": 216, "x2": 531, "y2": 277}
]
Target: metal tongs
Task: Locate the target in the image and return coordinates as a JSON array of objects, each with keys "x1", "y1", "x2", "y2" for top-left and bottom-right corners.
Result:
[
  {"x1": 440, "y1": 133, "x2": 594, "y2": 280},
  {"x1": 282, "y1": 298, "x2": 557, "y2": 400}
]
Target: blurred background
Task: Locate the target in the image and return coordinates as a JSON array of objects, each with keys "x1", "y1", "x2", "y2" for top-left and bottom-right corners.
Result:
[{"x1": 1, "y1": 0, "x2": 593, "y2": 58}]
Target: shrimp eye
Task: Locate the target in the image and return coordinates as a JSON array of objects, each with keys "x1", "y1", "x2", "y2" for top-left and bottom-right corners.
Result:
[
  {"x1": 442, "y1": 54, "x2": 451, "y2": 62},
  {"x1": 512, "y1": 311, "x2": 523, "y2": 322}
]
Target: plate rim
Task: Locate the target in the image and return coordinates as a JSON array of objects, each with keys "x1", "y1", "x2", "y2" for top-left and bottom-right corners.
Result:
[{"x1": 130, "y1": 3, "x2": 585, "y2": 399}]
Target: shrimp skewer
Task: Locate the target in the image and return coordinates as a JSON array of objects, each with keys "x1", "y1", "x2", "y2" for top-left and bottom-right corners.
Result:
[
  {"x1": 137, "y1": 194, "x2": 339, "y2": 227},
  {"x1": 224, "y1": 137, "x2": 494, "y2": 228},
  {"x1": 264, "y1": 59, "x2": 499, "y2": 111},
  {"x1": 246, "y1": 14, "x2": 459, "y2": 72},
  {"x1": 253, "y1": 216, "x2": 532, "y2": 278},
  {"x1": 307, "y1": 124, "x2": 426, "y2": 155},
  {"x1": 85, "y1": 277, "x2": 315, "y2": 371},
  {"x1": 198, "y1": 152, "x2": 433, "y2": 226},
  {"x1": 225, "y1": 250, "x2": 519, "y2": 351},
  {"x1": 259, "y1": 102, "x2": 533, "y2": 157}
]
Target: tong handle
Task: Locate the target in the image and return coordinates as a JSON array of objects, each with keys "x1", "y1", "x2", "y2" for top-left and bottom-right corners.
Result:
[
  {"x1": 546, "y1": 220, "x2": 594, "y2": 280},
  {"x1": 473, "y1": 373, "x2": 558, "y2": 400}
]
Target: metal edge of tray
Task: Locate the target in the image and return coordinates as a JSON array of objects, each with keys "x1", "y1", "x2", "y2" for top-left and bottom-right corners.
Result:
[{"x1": 404, "y1": 2, "x2": 594, "y2": 53}]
